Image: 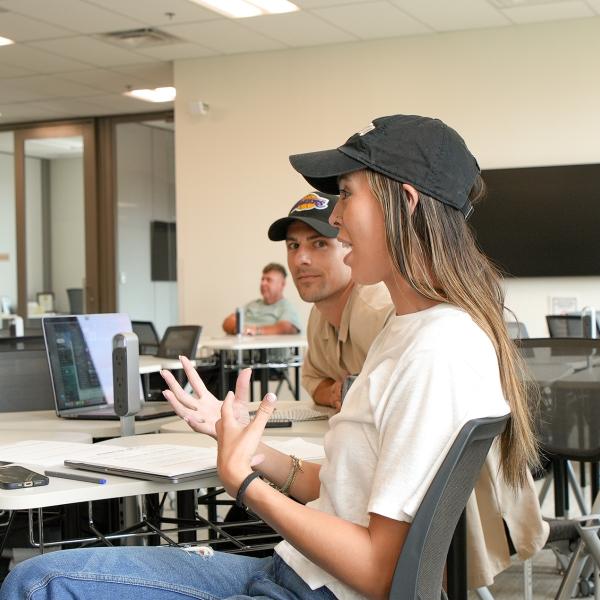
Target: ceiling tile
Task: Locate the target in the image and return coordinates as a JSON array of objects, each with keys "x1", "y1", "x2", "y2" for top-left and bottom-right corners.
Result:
[
  {"x1": 30, "y1": 37, "x2": 158, "y2": 67},
  {"x1": 0, "y1": 12, "x2": 73, "y2": 41},
  {"x1": 134, "y1": 42, "x2": 216, "y2": 60},
  {"x1": 241, "y1": 11, "x2": 356, "y2": 46},
  {"x1": 59, "y1": 68, "x2": 152, "y2": 93},
  {"x1": 0, "y1": 0, "x2": 145, "y2": 34},
  {"x1": 161, "y1": 19, "x2": 285, "y2": 53},
  {"x1": 501, "y1": 0, "x2": 594, "y2": 24},
  {"x1": 25, "y1": 97, "x2": 123, "y2": 116},
  {"x1": 392, "y1": 0, "x2": 510, "y2": 31},
  {"x1": 312, "y1": 1, "x2": 431, "y2": 39},
  {"x1": 0, "y1": 44, "x2": 91, "y2": 73},
  {"x1": 85, "y1": 0, "x2": 220, "y2": 25},
  {"x1": 0, "y1": 62, "x2": 36, "y2": 78},
  {"x1": 0, "y1": 74, "x2": 100, "y2": 103},
  {"x1": 0, "y1": 102, "x2": 66, "y2": 123},
  {"x1": 586, "y1": 0, "x2": 600, "y2": 14},
  {"x1": 112, "y1": 62, "x2": 173, "y2": 86},
  {"x1": 291, "y1": 0, "x2": 369, "y2": 9}
]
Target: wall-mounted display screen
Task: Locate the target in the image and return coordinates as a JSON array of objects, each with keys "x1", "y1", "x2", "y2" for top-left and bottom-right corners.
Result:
[{"x1": 469, "y1": 164, "x2": 600, "y2": 277}]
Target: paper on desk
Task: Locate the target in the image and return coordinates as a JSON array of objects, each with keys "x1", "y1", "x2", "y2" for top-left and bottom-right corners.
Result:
[
  {"x1": 263, "y1": 438, "x2": 325, "y2": 461},
  {"x1": 0, "y1": 440, "x2": 109, "y2": 467}
]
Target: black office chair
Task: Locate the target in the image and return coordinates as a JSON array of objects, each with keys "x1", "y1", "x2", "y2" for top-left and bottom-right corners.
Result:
[
  {"x1": 132, "y1": 320, "x2": 160, "y2": 355},
  {"x1": 506, "y1": 320, "x2": 529, "y2": 340},
  {"x1": 66, "y1": 288, "x2": 84, "y2": 314},
  {"x1": 157, "y1": 325, "x2": 202, "y2": 359},
  {"x1": 0, "y1": 336, "x2": 54, "y2": 413},
  {"x1": 546, "y1": 315, "x2": 600, "y2": 339},
  {"x1": 390, "y1": 414, "x2": 509, "y2": 600}
]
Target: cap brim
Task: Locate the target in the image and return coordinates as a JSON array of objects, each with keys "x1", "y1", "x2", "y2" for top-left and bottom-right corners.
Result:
[
  {"x1": 268, "y1": 216, "x2": 339, "y2": 241},
  {"x1": 289, "y1": 149, "x2": 365, "y2": 194}
]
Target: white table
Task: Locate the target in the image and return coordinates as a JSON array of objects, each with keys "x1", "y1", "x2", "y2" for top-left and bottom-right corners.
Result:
[
  {"x1": 160, "y1": 400, "x2": 332, "y2": 439},
  {"x1": 201, "y1": 335, "x2": 307, "y2": 399},
  {"x1": 0, "y1": 411, "x2": 179, "y2": 440},
  {"x1": 0, "y1": 431, "x2": 92, "y2": 445}
]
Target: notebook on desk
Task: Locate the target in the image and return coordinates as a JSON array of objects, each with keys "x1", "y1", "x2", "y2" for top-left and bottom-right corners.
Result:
[{"x1": 42, "y1": 314, "x2": 175, "y2": 421}]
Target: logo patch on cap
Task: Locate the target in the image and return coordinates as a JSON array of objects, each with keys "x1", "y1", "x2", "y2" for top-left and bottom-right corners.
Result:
[{"x1": 291, "y1": 193, "x2": 329, "y2": 213}]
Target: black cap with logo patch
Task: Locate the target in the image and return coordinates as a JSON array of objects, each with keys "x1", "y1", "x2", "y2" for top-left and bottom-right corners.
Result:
[
  {"x1": 288, "y1": 114, "x2": 480, "y2": 218},
  {"x1": 268, "y1": 192, "x2": 339, "y2": 241}
]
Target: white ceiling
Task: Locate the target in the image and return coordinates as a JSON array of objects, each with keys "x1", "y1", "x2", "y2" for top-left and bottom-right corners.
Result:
[{"x1": 0, "y1": 0, "x2": 598, "y2": 125}]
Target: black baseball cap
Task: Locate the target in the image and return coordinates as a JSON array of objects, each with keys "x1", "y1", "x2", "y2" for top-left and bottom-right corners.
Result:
[
  {"x1": 268, "y1": 192, "x2": 339, "y2": 241},
  {"x1": 289, "y1": 115, "x2": 480, "y2": 218}
]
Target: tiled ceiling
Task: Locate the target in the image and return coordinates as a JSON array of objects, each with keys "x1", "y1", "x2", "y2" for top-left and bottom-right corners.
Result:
[{"x1": 0, "y1": 0, "x2": 598, "y2": 124}]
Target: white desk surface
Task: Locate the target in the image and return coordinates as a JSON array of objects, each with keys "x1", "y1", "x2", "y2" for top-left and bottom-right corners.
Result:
[
  {"x1": 160, "y1": 400, "x2": 332, "y2": 439},
  {"x1": 0, "y1": 433, "x2": 223, "y2": 511},
  {"x1": 0, "y1": 411, "x2": 179, "y2": 439},
  {"x1": 201, "y1": 334, "x2": 307, "y2": 351},
  {"x1": 0, "y1": 431, "x2": 92, "y2": 444}
]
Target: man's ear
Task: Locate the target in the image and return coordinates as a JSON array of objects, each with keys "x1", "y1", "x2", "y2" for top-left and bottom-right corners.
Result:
[{"x1": 402, "y1": 184, "x2": 420, "y2": 215}]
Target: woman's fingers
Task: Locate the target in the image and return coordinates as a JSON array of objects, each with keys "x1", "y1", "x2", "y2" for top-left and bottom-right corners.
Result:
[
  {"x1": 248, "y1": 393, "x2": 277, "y2": 433},
  {"x1": 179, "y1": 356, "x2": 209, "y2": 397},
  {"x1": 160, "y1": 369, "x2": 198, "y2": 411},
  {"x1": 234, "y1": 368, "x2": 252, "y2": 403}
]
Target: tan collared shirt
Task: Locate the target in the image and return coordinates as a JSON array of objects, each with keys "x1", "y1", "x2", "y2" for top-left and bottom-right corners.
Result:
[{"x1": 301, "y1": 283, "x2": 395, "y2": 397}]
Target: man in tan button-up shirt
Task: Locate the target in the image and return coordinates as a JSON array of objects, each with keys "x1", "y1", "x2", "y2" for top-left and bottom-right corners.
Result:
[{"x1": 268, "y1": 192, "x2": 548, "y2": 588}]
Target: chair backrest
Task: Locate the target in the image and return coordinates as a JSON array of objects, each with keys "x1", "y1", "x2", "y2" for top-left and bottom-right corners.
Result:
[
  {"x1": 546, "y1": 314, "x2": 600, "y2": 338},
  {"x1": 132, "y1": 320, "x2": 160, "y2": 355},
  {"x1": 66, "y1": 288, "x2": 84, "y2": 314},
  {"x1": 0, "y1": 336, "x2": 55, "y2": 412},
  {"x1": 506, "y1": 320, "x2": 529, "y2": 340},
  {"x1": 390, "y1": 414, "x2": 509, "y2": 600},
  {"x1": 516, "y1": 337, "x2": 600, "y2": 461},
  {"x1": 157, "y1": 325, "x2": 202, "y2": 359}
]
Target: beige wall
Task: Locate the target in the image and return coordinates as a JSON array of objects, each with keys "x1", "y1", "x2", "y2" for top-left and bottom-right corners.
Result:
[{"x1": 174, "y1": 17, "x2": 600, "y2": 338}]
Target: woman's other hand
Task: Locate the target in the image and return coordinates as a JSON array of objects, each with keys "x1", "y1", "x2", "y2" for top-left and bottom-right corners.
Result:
[
  {"x1": 161, "y1": 356, "x2": 251, "y2": 438},
  {"x1": 216, "y1": 391, "x2": 277, "y2": 496}
]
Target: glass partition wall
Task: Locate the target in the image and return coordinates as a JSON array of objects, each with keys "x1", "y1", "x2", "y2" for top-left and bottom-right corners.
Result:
[{"x1": 14, "y1": 123, "x2": 97, "y2": 324}]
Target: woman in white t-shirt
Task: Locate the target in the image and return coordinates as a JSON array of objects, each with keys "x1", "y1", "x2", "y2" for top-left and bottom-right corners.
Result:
[{"x1": 0, "y1": 115, "x2": 538, "y2": 600}]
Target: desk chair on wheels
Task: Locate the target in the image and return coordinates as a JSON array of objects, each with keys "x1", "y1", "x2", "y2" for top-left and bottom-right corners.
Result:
[{"x1": 390, "y1": 414, "x2": 509, "y2": 600}]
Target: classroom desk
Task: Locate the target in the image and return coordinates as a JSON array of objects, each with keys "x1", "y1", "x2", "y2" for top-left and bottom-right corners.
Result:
[
  {"x1": 160, "y1": 400, "x2": 333, "y2": 439},
  {"x1": 0, "y1": 431, "x2": 92, "y2": 444},
  {"x1": 201, "y1": 335, "x2": 307, "y2": 399},
  {"x1": 0, "y1": 411, "x2": 179, "y2": 440}
]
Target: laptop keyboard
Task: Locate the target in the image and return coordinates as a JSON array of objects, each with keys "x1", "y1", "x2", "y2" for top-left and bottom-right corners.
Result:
[{"x1": 250, "y1": 407, "x2": 329, "y2": 423}]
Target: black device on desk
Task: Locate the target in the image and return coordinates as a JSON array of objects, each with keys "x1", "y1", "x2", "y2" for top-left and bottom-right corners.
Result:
[
  {"x1": 0, "y1": 465, "x2": 49, "y2": 489},
  {"x1": 42, "y1": 314, "x2": 175, "y2": 421}
]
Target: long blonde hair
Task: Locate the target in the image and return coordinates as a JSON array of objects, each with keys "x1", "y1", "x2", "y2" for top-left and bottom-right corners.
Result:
[{"x1": 366, "y1": 170, "x2": 538, "y2": 489}]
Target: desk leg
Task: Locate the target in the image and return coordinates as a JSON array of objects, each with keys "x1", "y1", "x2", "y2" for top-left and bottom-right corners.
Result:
[
  {"x1": 177, "y1": 490, "x2": 197, "y2": 544},
  {"x1": 553, "y1": 459, "x2": 567, "y2": 517},
  {"x1": 219, "y1": 350, "x2": 227, "y2": 398},
  {"x1": 260, "y1": 350, "x2": 268, "y2": 398}
]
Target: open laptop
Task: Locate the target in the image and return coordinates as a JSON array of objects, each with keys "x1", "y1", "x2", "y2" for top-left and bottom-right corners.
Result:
[{"x1": 42, "y1": 313, "x2": 175, "y2": 421}]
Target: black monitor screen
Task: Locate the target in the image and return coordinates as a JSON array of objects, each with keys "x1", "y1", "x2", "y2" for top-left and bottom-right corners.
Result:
[{"x1": 469, "y1": 164, "x2": 600, "y2": 277}]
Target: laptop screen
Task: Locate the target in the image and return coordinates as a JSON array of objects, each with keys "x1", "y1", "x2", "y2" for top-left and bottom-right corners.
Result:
[{"x1": 43, "y1": 314, "x2": 138, "y2": 412}]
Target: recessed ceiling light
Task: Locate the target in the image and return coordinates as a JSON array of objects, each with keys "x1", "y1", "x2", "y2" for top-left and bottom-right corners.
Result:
[
  {"x1": 188, "y1": 0, "x2": 298, "y2": 18},
  {"x1": 0, "y1": 36, "x2": 15, "y2": 47},
  {"x1": 124, "y1": 86, "x2": 176, "y2": 103}
]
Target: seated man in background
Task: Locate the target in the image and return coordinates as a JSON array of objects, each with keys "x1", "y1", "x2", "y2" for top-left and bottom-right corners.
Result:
[
  {"x1": 269, "y1": 192, "x2": 548, "y2": 590},
  {"x1": 222, "y1": 263, "x2": 301, "y2": 336},
  {"x1": 268, "y1": 192, "x2": 394, "y2": 410}
]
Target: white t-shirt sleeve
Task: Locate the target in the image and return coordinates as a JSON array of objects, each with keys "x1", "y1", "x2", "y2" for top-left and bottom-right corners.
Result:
[{"x1": 367, "y1": 346, "x2": 508, "y2": 523}]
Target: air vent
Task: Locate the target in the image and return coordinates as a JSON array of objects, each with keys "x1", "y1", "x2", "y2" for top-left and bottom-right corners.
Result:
[{"x1": 98, "y1": 28, "x2": 181, "y2": 48}]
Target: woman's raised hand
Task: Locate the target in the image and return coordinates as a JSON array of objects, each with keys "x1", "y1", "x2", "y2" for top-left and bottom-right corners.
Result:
[
  {"x1": 215, "y1": 390, "x2": 277, "y2": 497},
  {"x1": 160, "y1": 356, "x2": 251, "y2": 438}
]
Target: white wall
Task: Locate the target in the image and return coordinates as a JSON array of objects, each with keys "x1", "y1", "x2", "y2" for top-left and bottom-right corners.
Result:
[
  {"x1": 116, "y1": 122, "x2": 177, "y2": 336},
  {"x1": 174, "y1": 17, "x2": 600, "y2": 338},
  {"x1": 0, "y1": 153, "x2": 17, "y2": 310}
]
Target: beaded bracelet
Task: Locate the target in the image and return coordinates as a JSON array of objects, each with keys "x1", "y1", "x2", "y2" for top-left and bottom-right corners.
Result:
[
  {"x1": 235, "y1": 471, "x2": 261, "y2": 507},
  {"x1": 279, "y1": 455, "x2": 303, "y2": 496}
]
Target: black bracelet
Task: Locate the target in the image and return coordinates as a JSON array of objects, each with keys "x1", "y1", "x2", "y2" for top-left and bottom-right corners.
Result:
[{"x1": 235, "y1": 472, "x2": 261, "y2": 507}]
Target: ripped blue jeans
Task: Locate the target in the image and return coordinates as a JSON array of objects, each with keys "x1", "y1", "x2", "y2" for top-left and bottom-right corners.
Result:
[{"x1": 0, "y1": 546, "x2": 337, "y2": 600}]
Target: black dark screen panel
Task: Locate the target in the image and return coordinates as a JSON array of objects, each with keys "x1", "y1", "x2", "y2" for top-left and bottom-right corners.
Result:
[
  {"x1": 151, "y1": 221, "x2": 177, "y2": 281},
  {"x1": 469, "y1": 164, "x2": 600, "y2": 277}
]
